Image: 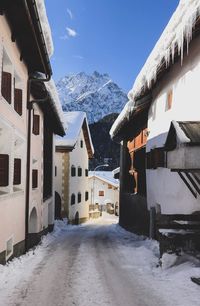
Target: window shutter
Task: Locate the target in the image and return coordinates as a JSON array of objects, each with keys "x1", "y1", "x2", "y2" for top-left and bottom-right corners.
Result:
[
  {"x1": 71, "y1": 166, "x2": 76, "y2": 177},
  {"x1": 78, "y1": 167, "x2": 82, "y2": 177},
  {"x1": 153, "y1": 148, "x2": 165, "y2": 168},
  {"x1": 1, "y1": 71, "x2": 12, "y2": 103},
  {"x1": 14, "y1": 89, "x2": 22, "y2": 115},
  {"x1": 32, "y1": 169, "x2": 38, "y2": 188},
  {"x1": 0, "y1": 154, "x2": 9, "y2": 186},
  {"x1": 33, "y1": 114, "x2": 40, "y2": 135},
  {"x1": 13, "y1": 158, "x2": 21, "y2": 185}
]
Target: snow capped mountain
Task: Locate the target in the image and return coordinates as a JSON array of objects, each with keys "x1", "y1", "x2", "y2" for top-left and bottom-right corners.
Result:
[{"x1": 56, "y1": 71, "x2": 127, "y2": 123}]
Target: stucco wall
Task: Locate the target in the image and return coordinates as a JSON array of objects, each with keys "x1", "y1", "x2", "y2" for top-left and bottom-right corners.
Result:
[
  {"x1": 147, "y1": 34, "x2": 200, "y2": 214},
  {"x1": 0, "y1": 15, "x2": 28, "y2": 256}
]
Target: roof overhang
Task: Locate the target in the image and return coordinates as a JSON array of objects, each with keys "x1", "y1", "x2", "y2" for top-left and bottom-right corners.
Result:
[{"x1": 0, "y1": 0, "x2": 52, "y2": 75}]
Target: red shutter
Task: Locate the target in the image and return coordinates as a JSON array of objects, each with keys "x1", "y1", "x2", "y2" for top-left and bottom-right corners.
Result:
[
  {"x1": 1, "y1": 71, "x2": 12, "y2": 103},
  {"x1": 32, "y1": 169, "x2": 38, "y2": 188},
  {"x1": 14, "y1": 89, "x2": 22, "y2": 115},
  {"x1": 0, "y1": 154, "x2": 9, "y2": 186},
  {"x1": 13, "y1": 158, "x2": 21, "y2": 185},
  {"x1": 33, "y1": 114, "x2": 40, "y2": 135}
]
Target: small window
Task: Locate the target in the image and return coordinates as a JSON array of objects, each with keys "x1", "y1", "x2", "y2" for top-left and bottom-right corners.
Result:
[
  {"x1": 78, "y1": 167, "x2": 82, "y2": 177},
  {"x1": 55, "y1": 166, "x2": 57, "y2": 177},
  {"x1": 0, "y1": 154, "x2": 9, "y2": 187},
  {"x1": 71, "y1": 165, "x2": 76, "y2": 177},
  {"x1": 71, "y1": 193, "x2": 75, "y2": 205},
  {"x1": 1, "y1": 71, "x2": 12, "y2": 104},
  {"x1": 166, "y1": 89, "x2": 173, "y2": 111},
  {"x1": 85, "y1": 191, "x2": 89, "y2": 201},
  {"x1": 108, "y1": 184, "x2": 112, "y2": 189},
  {"x1": 78, "y1": 192, "x2": 81, "y2": 203},
  {"x1": 146, "y1": 148, "x2": 165, "y2": 169},
  {"x1": 85, "y1": 169, "x2": 88, "y2": 177},
  {"x1": 99, "y1": 191, "x2": 104, "y2": 196},
  {"x1": 33, "y1": 114, "x2": 40, "y2": 135},
  {"x1": 80, "y1": 140, "x2": 83, "y2": 148},
  {"x1": 14, "y1": 88, "x2": 22, "y2": 116},
  {"x1": 32, "y1": 169, "x2": 38, "y2": 188},
  {"x1": 13, "y1": 158, "x2": 21, "y2": 185}
]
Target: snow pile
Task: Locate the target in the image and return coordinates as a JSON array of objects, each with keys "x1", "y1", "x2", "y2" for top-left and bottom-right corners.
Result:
[
  {"x1": 35, "y1": 0, "x2": 54, "y2": 57},
  {"x1": 110, "y1": 0, "x2": 200, "y2": 138}
]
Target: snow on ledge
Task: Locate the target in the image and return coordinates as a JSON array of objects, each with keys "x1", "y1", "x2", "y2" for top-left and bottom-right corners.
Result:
[
  {"x1": 35, "y1": 0, "x2": 54, "y2": 57},
  {"x1": 110, "y1": 0, "x2": 200, "y2": 139}
]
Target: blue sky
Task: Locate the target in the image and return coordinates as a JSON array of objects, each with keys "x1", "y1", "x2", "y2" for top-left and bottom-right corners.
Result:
[{"x1": 46, "y1": 0, "x2": 179, "y2": 93}]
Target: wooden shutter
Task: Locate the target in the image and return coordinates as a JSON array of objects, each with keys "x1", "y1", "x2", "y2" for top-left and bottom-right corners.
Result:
[
  {"x1": 32, "y1": 169, "x2": 38, "y2": 188},
  {"x1": 99, "y1": 191, "x2": 104, "y2": 196},
  {"x1": 0, "y1": 154, "x2": 9, "y2": 186},
  {"x1": 153, "y1": 148, "x2": 165, "y2": 168},
  {"x1": 33, "y1": 114, "x2": 40, "y2": 135},
  {"x1": 1, "y1": 71, "x2": 12, "y2": 103},
  {"x1": 14, "y1": 88, "x2": 22, "y2": 115},
  {"x1": 167, "y1": 89, "x2": 173, "y2": 110},
  {"x1": 13, "y1": 158, "x2": 21, "y2": 185}
]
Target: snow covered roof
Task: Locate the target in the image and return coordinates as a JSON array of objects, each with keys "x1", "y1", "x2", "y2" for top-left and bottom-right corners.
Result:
[
  {"x1": 110, "y1": 0, "x2": 200, "y2": 140},
  {"x1": 89, "y1": 171, "x2": 119, "y2": 188},
  {"x1": 165, "y1": 121, "x2": 200, "y2": 151},
  {"x1": 35, "y1": 0, "x2": 54, "y2": 57},
  {"x1": 56, "y1": 111, "x2": 94, "y2": 157},
  {"x1": 44, "y1": 79, "x2": 64, "y2": 129}
]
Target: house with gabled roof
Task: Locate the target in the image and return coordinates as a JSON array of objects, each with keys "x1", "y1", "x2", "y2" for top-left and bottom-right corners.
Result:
[
  {"x1": 88, "y1": 171, "x2": 119, "y2": 216},
  {"x1": 110, "y1": 0, "x2": 200, "y2": 253},
  {"x1": 55, "y1": 111, "x2": 94, "y2": 224},
  {"x1": 0, "y1": 0, "x2": 64, "y2": 264}
]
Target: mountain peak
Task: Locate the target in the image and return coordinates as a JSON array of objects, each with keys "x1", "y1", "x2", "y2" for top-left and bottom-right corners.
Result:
[{"x1": 57, "y1": 71, "x2": 127, "y2": 123}]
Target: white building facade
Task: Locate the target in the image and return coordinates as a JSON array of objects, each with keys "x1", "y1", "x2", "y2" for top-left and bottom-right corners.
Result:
[{"x1": 55, "y1": 112, "x2": 94, "y2": 224}]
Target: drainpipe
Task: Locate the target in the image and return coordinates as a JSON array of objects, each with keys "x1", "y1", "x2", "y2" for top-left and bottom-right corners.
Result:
[{"x1": 25, "y1": 75, "x2": 51, "y2": 252}]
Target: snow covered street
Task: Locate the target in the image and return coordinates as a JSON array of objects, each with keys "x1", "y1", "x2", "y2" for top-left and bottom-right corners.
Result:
[{"x1": 1, "y1": 213, "x2": 200, "y2": 306}]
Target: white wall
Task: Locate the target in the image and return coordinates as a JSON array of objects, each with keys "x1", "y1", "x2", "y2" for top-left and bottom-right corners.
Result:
[{"x1": 146, "y1": 35, "x2": 200, "y2": 214}]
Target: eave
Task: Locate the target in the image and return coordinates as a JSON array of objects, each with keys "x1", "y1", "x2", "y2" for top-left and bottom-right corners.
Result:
[{"x1": 0, "y1": 0, "x2": 52, "y2": 75}]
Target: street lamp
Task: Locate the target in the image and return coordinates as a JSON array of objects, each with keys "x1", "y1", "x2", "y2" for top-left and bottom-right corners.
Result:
[{"x1": 92, "y1": 164, "x2": 109, "y2": 211}]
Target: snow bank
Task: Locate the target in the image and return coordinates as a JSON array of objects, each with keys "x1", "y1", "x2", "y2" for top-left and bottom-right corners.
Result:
[
  {"x1": 35, "y1": 0, "x2": 54, "y2": 57},
  {"x1": 110, "y1": 0, "x2": 200, "y2": 138}
]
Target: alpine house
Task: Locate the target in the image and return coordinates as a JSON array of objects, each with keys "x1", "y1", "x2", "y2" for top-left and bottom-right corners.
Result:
[
  {"x1": 110, "y1": 0, "x2": 200, "y2": 254},
  {"x1": 0, "y1": 0, "x2": 64, "y2": 264},
  {"x1": 55, "y1": 111, "x2": 94, "y2": 224}
]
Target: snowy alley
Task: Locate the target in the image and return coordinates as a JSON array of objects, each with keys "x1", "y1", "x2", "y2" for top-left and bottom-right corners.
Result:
[{"x1": 1, "y1": 213, "x2": 200, "y2": 306}]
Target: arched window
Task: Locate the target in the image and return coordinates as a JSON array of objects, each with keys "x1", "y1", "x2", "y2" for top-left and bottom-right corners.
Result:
[
  {"x1": 71, "y1": 165, "x2": 76, "y2": 177},
  {"x1": 78, "y1": 167, "x2": 82, "y2": 177},
  {"x1": 78, "y1": 192, "x2": 81, "y2": 203},
  {"x1": 85, "y1": 191, "x2": 89, "y2": 201},
  {"x1": 71, "y1": 193, "x2": 76, "y2": 205}
]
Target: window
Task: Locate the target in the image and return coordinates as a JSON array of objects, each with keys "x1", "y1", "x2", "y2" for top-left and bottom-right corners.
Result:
[
  {"x1": 71, "y1": 165, "x2": 76, "y2": 177},
  {"x1": 33, "y1": 114, "x2": 40, "y2": 135},
  {"x1": 78, "y1": 167, "x2": 82, "y2": 177},
  {"x1": 13, "y1": 158, "x2": 21, "y2": 185},
  {"x1": 14, "y1": 88, "x2": 22, "y2": 116},
  {"x1": 0, "y1": 154, "x2": 9, "y2": 186},
  {"x1": 85, "y1": 169, "x2": 88, "y2": 177},
  {"x1": 108, "y1": 184, "x2": 112, "y2": 189},
  {"x1": 166, "y1": 89, "x2": 173, "y2": 111},
  {"x1": 99, "y1": 191, "x2": 104, "y2": 196},
  {"x1": 85, "y1": 191, "x2": 89, "y2": 201},
  {"x1": 146, "y1": 148, "x2": 165, "y2": 169},
  {"x1": 32, "y1": 169, "x2": 38, "y2": 189},
  {"x1": 55, "y1": 166, "x2": 57, "y2": 177},
  {"x1": 1, "y1": 71, "x2": 12, "y2": 104},
  {"x1": 78, "y1": 192, "x2": 81, "y2": 203},
  {"x1": 80, "y1": 140, "x2": 83, "y2": 148},
  {"x1": 71, "y1": 193, "x2": 75, "y2": 205}
]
